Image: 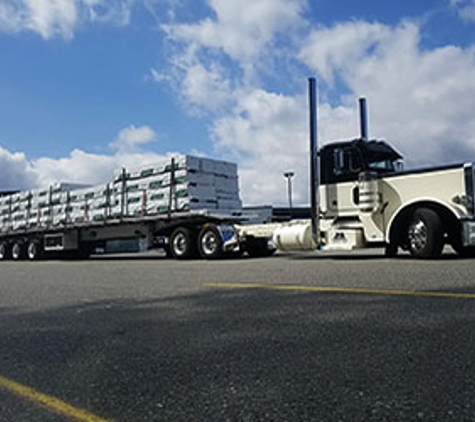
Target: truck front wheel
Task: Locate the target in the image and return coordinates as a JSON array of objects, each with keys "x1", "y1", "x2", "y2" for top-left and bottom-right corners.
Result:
[
  {"x1": 407, "y1": 208, "x2": 444, "y2": 259},
  {"x1": 170, "y1": 227, "x2": 198, "y2": 260}
]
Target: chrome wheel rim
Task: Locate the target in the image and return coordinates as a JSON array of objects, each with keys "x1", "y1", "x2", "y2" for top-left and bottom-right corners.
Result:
[
  {"x1": 408, "y1": 220, "x2": 427, "y2": 252},
  {"x1": 27, "y1": 243, "x2": 37, "y2": 260},
  {"x1": 172, "y1": 233, "x2": 187, "y2": 256},
  {"x1": 201, "y1": 231, "x2": 218, "y2": 256},
  {"x1": 12, "y1": 243, "x2": 21, "y2": 260}
]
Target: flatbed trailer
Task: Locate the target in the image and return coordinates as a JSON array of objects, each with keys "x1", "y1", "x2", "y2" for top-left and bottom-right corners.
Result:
[
  {"x1": 0, "y1": 156, "x2": 276, "y2": 261},
  {"x1": 0, "y1": 210, "x2": 275, "y2": 261}
]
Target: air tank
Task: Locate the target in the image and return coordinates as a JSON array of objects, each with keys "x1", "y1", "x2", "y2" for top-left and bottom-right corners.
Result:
[{"x1": 273, "y1": 221, "x2": 318, "y2": 252}]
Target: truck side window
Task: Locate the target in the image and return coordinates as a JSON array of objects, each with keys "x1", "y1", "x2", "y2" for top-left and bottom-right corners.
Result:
[
  {"x1": 333, "y1": 149, "x2": 345, "y2": 175},
  {"x1": 333, "y1": 148, "x2": 363, "y2": 178}
]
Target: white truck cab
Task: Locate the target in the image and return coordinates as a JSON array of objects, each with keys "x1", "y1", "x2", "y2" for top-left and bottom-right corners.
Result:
[
  {"x1": 274, "y1": 78, "x2": 475, "y2": 259},
  {"x1": 317, "y1": 138, "x2": 475, "y2": 258}
]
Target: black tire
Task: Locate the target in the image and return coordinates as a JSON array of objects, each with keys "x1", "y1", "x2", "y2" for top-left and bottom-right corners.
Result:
[
  {"x1": 458, "y1": 247, "x2": 475, "y2": 258},
  {"x1": 198, "y1": 225, "x2": 224, "y2": 259},
  {"x1": 11, "y1": 242, "x2": 26, "y2": 261},
  {"x1": 407, "y1": 208, "x2": 444, "y2": 259},
  {"x1": 0, "y1": 242, "x2": 11, "y2": 260},
  {"x1": 385, "y1": 242, "x2": 398, "y2": 257},
  {"x1": 170, "y1": 227, "x2": 198, "y2": 260},
  {"x1": 245, "y1": 238, "x2": 276, "y2": 258},
  {"x1": 27, "y1": 240, "x2": 43, "y2": 261}
]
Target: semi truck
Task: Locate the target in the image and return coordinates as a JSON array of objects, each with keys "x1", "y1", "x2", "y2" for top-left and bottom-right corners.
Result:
[
  {"x1": 2, "y1": 78, "x2": 475, "y2": 261},
  {"x1": 273, "y1": 78, "x2": 475, "y2": 259}
]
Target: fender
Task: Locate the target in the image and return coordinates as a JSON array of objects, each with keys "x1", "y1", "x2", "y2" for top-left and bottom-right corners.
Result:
[{"x1": 385, "y1": 197, "x2": 466, "y2": 243}]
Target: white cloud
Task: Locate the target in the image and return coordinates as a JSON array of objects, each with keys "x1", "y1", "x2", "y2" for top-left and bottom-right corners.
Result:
[
  {"x1": 0, "y1": 0, "x2": 77, "y2": 39},
  {"x1": 0, "y1": 145, "x2": 36, "y2": 190},
  {"x1": 29, "y1": 0, "x2": 78, "y2": 39},
  {"x1": 110, "y1": 125, "x2": 157, "y2": 152},
  {"x1": 32, "y1": 149, "x2": 121, "y2": 187},
  {"x1": 300, "y1": 21, "x2": 475, "y2": 168},
  {"x1": 85, "y1": 0, "x2": 136, "y2": 26},
  {"x1": 181, "y1": 63, "x2": 231, "y2": 111},
  {"x1": 0, "y1": 2, "x2": 28, "y2": 35},
  {"x1": 211, "y1": 89, "x2": 308, "y2": 205},
  {"x1": 158, "y1": 0, "x2": 308, "y2": 115},
  {"x1": 451, "y1": 0, "x2": 475, "y2": 22},
  {"x1": 32, "y1": 148, "x2": 168, "y2": 187},
  {"x1": 0, "y1": 125, "x2": 167, "y2": 192},
  {"x1": 298, "y1": 21, "x2": 391, "y2": 85},
  {"x1": 163, "y1": 0, "x2": 306, "y2": 63},
  {"x1": 0, "y1": 0, "x2": 136, "y2": 39}
]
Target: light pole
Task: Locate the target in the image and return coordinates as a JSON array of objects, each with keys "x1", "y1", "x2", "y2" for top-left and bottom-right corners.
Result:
[{"x1": 283, "y1": 171, "x2": 294, "y2": 217}]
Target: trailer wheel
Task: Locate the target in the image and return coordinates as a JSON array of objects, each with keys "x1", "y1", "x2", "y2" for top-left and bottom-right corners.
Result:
[
  {"x1": 170, "y1": 227, "x2": 198, "y2": 259},
  {"x1": 27, "y1": 240, "x2": 43, "y2": 261},
  {"x1": 0, "y1": 242, "x2": 11, "y2": 260},
  {"x1": 11, "y1": 242, "x2": 26, "y2": 261},
  {"x1": 407, "y1": 208, "x2": 444, "y2": 259},
  {"x1": 198, "y1": 225, "x2": 223, "y2": 259}
]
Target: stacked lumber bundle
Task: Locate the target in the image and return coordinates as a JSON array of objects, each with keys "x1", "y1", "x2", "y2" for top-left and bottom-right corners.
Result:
[{"x1": 0, "y1": 155, "x2": 242, "y2": 233}]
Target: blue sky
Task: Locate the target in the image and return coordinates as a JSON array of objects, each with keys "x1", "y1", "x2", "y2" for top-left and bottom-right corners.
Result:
[{"x1": 1, "y1": 0, "x2": 475, "y2": 205}]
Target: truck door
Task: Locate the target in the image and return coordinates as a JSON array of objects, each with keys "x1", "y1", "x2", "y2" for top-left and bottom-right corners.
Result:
[{"x1": 323, "y1": 146, "x2": 363, "y2": 216}]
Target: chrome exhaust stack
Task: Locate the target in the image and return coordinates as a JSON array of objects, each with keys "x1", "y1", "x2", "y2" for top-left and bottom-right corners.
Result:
[
  {"x1": 359, "y1": 97, "x2": 369, "y2": 141},
  {"x1": 308, "y1": 77, "x2": 320, "y2": 244}
]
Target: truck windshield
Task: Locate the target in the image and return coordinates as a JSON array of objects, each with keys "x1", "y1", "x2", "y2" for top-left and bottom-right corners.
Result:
[
  {"x1": 360, "y1": 140, "x2": 402, "y2": 173},
  {"x1": 368, "y1": 160, "x2": 397, "y2": 172}
]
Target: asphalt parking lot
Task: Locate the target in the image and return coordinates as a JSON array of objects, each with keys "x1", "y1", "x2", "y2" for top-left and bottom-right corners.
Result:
[{"x1": 1, "y1": 250, "x2": 475, "y2": 421}]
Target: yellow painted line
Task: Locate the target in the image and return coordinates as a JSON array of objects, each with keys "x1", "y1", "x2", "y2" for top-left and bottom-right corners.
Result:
[
  {"x1": 204, "y1": 283, "x2": 475, "y2": 300},
  {"x1": 0, "y1": 375, "x2": 111, "y2": 422}
]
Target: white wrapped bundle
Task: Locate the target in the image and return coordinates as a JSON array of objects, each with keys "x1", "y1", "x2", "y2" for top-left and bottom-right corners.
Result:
[
  {"x1": 1, "y1": 154, "x2": 242, "y2": 231},
  {"x1": 214, "y1": 175, "x2": 239, "y2": 195}
]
